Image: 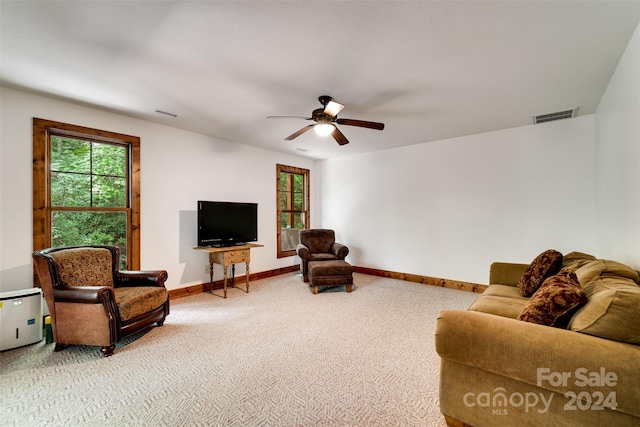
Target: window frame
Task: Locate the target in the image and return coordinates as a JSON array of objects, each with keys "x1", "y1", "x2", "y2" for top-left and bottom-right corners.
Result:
[
  {"x1": 33, "y1": 118, "x2": 141, "y2": 269},
  {"x1": 276, "y1": 164, "x2": 310, "y2": 258}
]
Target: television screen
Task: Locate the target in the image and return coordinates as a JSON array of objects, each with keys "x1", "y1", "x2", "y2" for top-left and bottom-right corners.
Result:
[{"x1": 197, "y1": 201, "x2": 258, "y2": 247}]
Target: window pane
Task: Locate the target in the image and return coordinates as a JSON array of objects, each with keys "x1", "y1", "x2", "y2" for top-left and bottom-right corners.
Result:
[
  {"x1": 292, "y1": 212, "x2": 304, "y2": 229},
  {"x1": 293, "y1": 192, "x2": 304, "y2": 210},
  {"x1": 279, "y1": 192, "x2": 288, "y2": 210},
  {"x1": 93, "y1": 176, "x2": 126, "y2": 207},
  {"x1": 293, "y1": 174, "x2": 303, "y2": 189},
  {"x1": 280, "y1": 227, "x2": 299, "y2": 251},
  {"x1": 51, "y1": 137, "x2": 90, "y2": 173},
  {"x1": 52, "y1": 210, "x2": 127, "y2": 247},
  {"x1": 52, "y1": 210, "x2": 128, "y2": 268},
  {"x1": 280, "y1": 212, "x2": 289, "y2": 228},
  {"x1": 279, "y1": 173, "x2": 289, "y2": 191},
  {"x1": 51, "y1": 172, "x2": 91, "y2": 206},
  {"x1": 93, "y1": 143, "x2": 126, "y2": 177}
]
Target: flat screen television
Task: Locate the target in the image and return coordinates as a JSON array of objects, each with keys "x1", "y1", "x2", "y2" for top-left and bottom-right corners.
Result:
[{"x1": 197, "y1": 201, "x2": 258, "y2": 247}]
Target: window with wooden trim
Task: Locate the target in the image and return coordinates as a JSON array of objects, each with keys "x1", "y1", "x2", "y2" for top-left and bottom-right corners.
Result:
[
  {"x1": 276, "y1": 164, "x2": 309, "y2": 258},
  {"x1": 33, "y1": 118, "x2": 141, "y2": 269}
]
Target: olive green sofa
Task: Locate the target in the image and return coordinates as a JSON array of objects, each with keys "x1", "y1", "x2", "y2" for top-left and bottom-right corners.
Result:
[{"x1": 436, "y1": 252, "x2": 640, "y2": 427}]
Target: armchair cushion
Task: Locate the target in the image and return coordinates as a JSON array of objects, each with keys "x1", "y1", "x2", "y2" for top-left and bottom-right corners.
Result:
[
  {"x1": 49, "y1": 247, "x2": 114, "y2": 288},
  {"x1": 309, "y1": 253, "x2": 339, "y2": 262},
  {"x1": 301, "y1": 229, "x2": 336, "y2": 254},
  {"x1": 114, "y1": 287, "x2": 168, "y2": 321}
]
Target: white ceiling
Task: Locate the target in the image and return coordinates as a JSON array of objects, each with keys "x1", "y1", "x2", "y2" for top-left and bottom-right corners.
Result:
[{"x1": 1, "y1": 1, "x2": 639, "y2": 159}]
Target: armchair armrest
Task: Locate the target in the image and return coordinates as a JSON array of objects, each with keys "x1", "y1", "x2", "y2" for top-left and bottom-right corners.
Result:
[
  {"x1": 489, "y1": 262, "x2": 528, "y2": 286},
  {"x1": 114, "y1": 270, "x2": 168, "y2": 288},
  {"x1": 53, "y1": 286, "x2": 114, "y2": 304},
  {"x1": 331, "y1": 242, "x2": 349, "y2": 259},
  {"x1": 296, "y1": 243, "x2": 310, "y2": 259}
]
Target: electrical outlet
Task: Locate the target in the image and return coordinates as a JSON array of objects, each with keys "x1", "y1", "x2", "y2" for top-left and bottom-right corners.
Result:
[{"x1": 204, "y1": 265, "x2": 210, "y2": 274}]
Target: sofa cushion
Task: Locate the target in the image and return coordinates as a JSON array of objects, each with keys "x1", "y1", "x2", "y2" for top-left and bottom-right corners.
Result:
[
  {"x1": 517, "y1": 269, "x2": 587, "y2": 328},
  {"x1": 574, "y1": 259, "x2": 640, "y2": 286},
  {"x1": 569, "y1": 275, "x2": 640, "y2": 345},
  {"x1": 114, "y1": 287, "x2": 167, "y2": 322},
  {"x1": 481, "y1": 284, "x2": 527, "y2": 299},
  {"x1": 468, "y1": 294, "x2": 529, "y2": 319},
  {"x1": 561, "y1": 251, "x2": 596, "y2": 271},
  {"x1": 518, "y1": 249, "x2": 563, "y2": 297}
]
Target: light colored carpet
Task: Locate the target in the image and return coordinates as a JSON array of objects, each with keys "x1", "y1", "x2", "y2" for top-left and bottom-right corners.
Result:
[{"x1": 0, "y1": 272, "x2": 478, "y2": 426}]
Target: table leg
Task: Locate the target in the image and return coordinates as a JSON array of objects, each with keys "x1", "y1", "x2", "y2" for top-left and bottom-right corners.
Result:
[
  {"x1": 246, "y1": 261, "x2": 250, "y2": 293},
  {"x1": 223, "y1": 264, "x2": 228, "y2": 298},
  {"x1": 231, "y1": 264, "x2": 236, "y2": 288},
  {"x1": 209, "y1": 263, "x2": 214, "y2": 293}
]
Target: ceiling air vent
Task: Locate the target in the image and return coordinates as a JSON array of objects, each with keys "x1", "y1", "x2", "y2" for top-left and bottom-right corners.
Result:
[
  {"x1": 155, "y1": 109, "x2": 179, "y2": 118},
  {"x1": 533, "y1": 107, "x2": 578, "y2": 124}
]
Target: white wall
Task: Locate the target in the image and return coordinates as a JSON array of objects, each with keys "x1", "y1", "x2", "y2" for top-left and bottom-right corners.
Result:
[
  {"x1": 595, "y1": 22, "x2": 640, "y2": 269},
  {"x1": 319, "y1": 116, "x2": 598, "y2": 284},
  {"x1": 0, "y1": 87, "x2": 317, "y2": 292}
]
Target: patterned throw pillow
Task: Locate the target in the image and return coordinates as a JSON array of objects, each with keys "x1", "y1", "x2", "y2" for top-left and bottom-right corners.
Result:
[
  {"x1": 518, "y1": 269, "x2": 588, "y2": 328},
  {"x1": 518, "y1": 249, "x2": 563, "y2": 297}
]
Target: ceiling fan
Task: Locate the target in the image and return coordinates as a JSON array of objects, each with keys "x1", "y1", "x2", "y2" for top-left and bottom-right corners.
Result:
[{"x1": 267, "y1": 95, "x2": 385, "y2": 146}]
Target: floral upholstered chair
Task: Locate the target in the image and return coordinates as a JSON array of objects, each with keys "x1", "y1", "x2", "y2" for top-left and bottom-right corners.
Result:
[{"x1": 33, "y1": 245, "x2": 169, "y2": 356}]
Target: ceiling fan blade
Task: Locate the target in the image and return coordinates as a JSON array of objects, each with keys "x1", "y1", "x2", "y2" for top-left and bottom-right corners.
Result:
[
  {"x1": 331, "y1": 126, "x2": 350, "y2": 146},
  {"x1": 266, "y1": 115, "x2": 312, "y2": 120},
  {"x1": 336, "y1": 118, "x2": 385, "y2": 130},
  {"x1": 324, "y1": 101, "x2": 345, "y2": 117},
  {"x1": 285, "y1": 124, "x2": 315, "y2": 141}
]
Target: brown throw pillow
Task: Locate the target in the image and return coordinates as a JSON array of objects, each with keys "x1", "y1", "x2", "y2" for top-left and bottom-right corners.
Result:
[
  {"x1": 518, "y1": 269, "x2": 588, "y2": 328},
  {"x1": 518, "y1": 249, "x2": 563, "y2": 297}
]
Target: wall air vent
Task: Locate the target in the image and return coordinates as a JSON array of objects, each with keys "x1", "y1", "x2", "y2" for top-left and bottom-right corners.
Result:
[{"x1": 533, "y1": 107, "x2": 578, "y2": 124}]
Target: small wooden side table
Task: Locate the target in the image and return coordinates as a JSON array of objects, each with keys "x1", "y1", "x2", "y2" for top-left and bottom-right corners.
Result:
[{"x1": 194, "y1": 243, "x2": 264, "y2": 298}]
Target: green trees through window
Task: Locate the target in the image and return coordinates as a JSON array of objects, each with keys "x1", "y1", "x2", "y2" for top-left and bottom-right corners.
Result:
[{"x1": 50, "y1": 136, "x2": 128, "y2": 264}]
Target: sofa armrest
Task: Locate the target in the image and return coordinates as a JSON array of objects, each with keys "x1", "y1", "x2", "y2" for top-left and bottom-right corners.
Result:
[
  {"x1": 436, "y1": 309, "x2": 640, "y2": 417},
  {"x1": 114, "y1": 270, "x2": 168, "y2": 288},
  {"x1": 331, "y1": 242, "x2": 349, "y2": 259},
  {"x1": 489, "y1": 262, "x2": 528, "y2": 286}
]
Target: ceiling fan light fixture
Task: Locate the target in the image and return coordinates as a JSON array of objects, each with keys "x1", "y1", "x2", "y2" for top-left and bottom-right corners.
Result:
[
  {"x1": 268, "y1": 95, "x2": 384, "y2": 146},
  {"x1": 314, "y1": 123, "x2": 335, "y2": 136},
  {"x1": 324, "y1": 100, "x2": 345, "y2": 117}
]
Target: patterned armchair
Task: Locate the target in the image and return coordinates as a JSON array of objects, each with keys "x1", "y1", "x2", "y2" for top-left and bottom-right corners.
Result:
[
  {"x1": 33, "y1": 245, "x2": 169, "y2": 357},
  {"x1": 296, "y1": 229, "x2": 349, "y2": 282}
]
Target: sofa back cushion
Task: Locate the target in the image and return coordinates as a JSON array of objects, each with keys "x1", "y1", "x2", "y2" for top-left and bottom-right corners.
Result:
[
  {"x1": 569, "y1": 271, "x2": 640, "y2": 345},
  {"x1": 561, "y1": 251, "x2": 596, "y2": 271},
  {"x1": 49, "y1": 247, "x2": 114, "y2": 288},
  {"x1": 574, "y1": 259, "x2": 640, "y2": 286}
]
